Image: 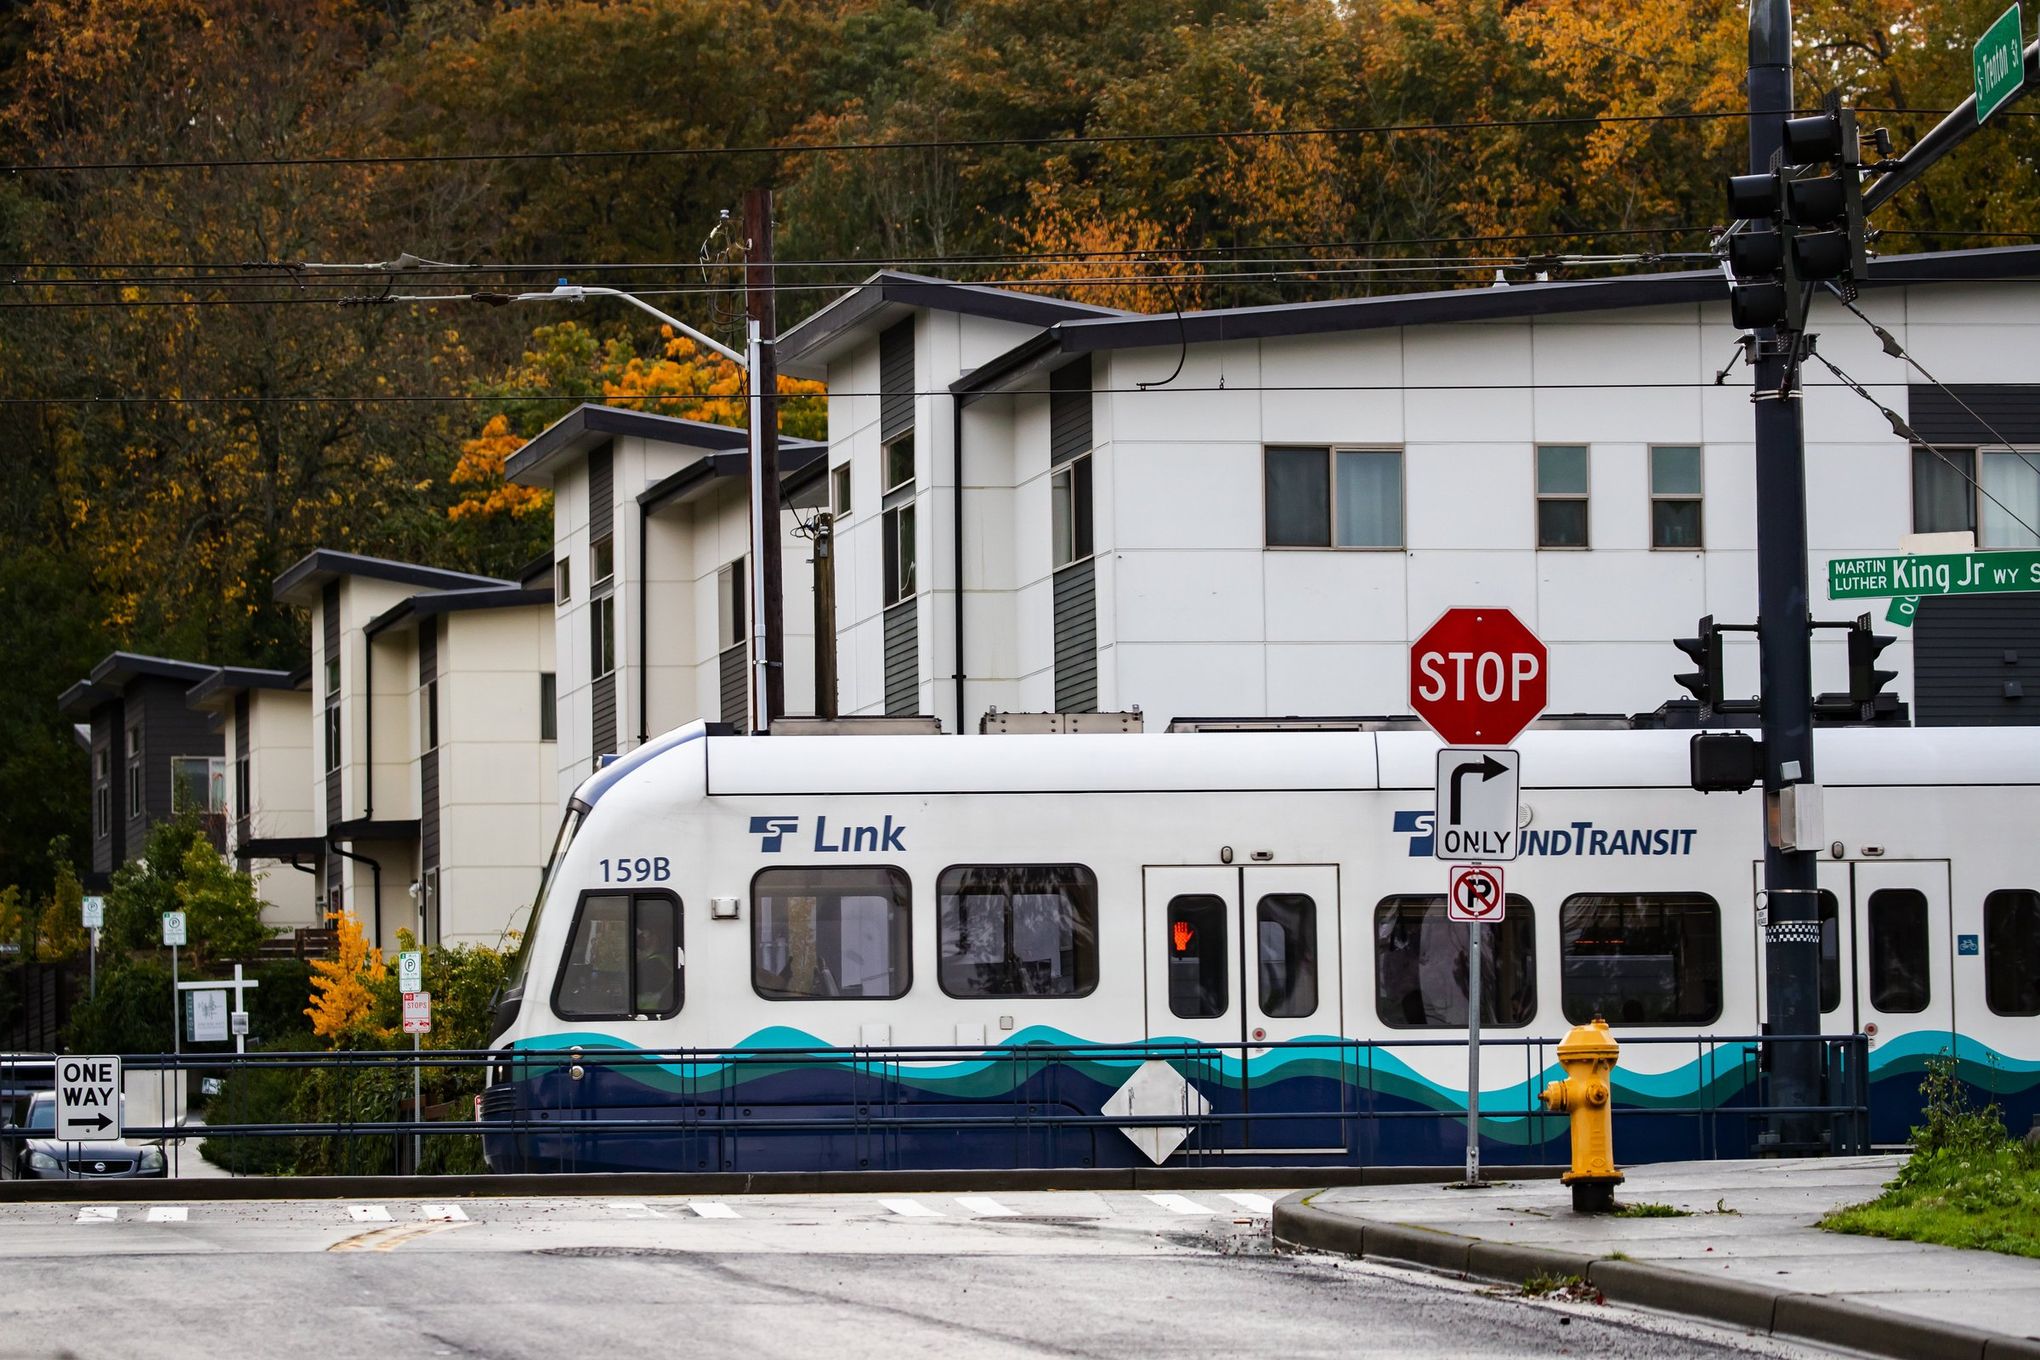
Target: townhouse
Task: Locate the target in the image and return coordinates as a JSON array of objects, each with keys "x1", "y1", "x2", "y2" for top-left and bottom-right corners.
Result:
[{"x1": 186, "y1": 665, "x2": 319, "y2": 929}]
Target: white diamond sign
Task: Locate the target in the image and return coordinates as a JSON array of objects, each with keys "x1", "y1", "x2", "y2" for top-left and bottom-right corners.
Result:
[{"x1": 1101, "y1": 1060, "x2": 1211, "y2": 1165}]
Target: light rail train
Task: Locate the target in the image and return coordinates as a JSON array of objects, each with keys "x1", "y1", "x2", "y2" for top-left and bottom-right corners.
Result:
[{"x1": 480, "y1": 722, "x2": 2040, "y2": 1173}]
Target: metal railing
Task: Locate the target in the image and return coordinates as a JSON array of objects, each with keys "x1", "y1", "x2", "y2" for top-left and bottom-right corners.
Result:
[{"x1": 0, "y1": 1033, "x2": 1870, "y2": 1177}]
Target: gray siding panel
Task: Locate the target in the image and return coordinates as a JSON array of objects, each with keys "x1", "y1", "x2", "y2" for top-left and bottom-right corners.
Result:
[
  {"x1": 1050, "y1": 358, "x2": 1092, "y2": 467},
  {"x1": 884, "y1": 600, "x2": 919, "y2": 716},
  {"x1": 591, "y1": 671, "x2": 617, "y2": 760},
  {"x1": 1908, "y1": 385, "x2": 2040, "y2": 446},
  {"x1": 1914, "y1": 593, "x2": 2040, "y2": 726},
  {"x1": 135, "y1": 679, "x2": 220, "y2": 834},
  {"x1": 234, "y1": 693, "x2": 250, "y2": 853},
  {"x1": 719, "y1": 644, "x2": 748, "y2": 730},
  {"x1": 323, "y1": 582, "x2": 341, "y2": 827},
  {"x1": 419, "y1": 621, "x2": 439, "y2": 875},
  {"x1": 879, "y1": 321, "x2": 914, "y2": 442},
  {"x1": 1053, "y1": 558, "x2": 1099, "y2": 713}
]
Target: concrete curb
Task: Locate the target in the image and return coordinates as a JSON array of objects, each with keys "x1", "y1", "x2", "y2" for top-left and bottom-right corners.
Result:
[
  {"x1": 1273, "y1": 1192, "x2": 2040, "y2": 1360},
  {"x1": 0, "y1": 1162, "x2": 1564, "y2": 1204}
]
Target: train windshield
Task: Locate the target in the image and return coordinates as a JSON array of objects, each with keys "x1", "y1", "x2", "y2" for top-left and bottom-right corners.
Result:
[{"x1": 509, "y1": 804, "x2": 586, "y2": 988}]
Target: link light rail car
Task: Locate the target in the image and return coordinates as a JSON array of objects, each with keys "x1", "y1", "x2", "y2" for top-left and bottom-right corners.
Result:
[{"x1": 481, "y1": 722, "x2": 2040, "y2": 1173}]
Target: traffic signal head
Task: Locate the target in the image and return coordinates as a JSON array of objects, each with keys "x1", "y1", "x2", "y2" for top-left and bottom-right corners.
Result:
[
  {"x1": 1724, "y1": 172, "x2": 1792, "y2": 330},
  {"x1": 1779, "y1": 108, "x2": 1865, "y2": 284},
  {"x1": 1783, "y1": 113, "x2": 1845, "y2": 164},
  {"x1": 1726, "y1": 172, "x2": 1781, "y2": 219},
  {"x1": 1847, "y1": 617, "x2": 1898, "y2": 705},
  {"x1": 1673, "y1": 615, "x2": 1725, "y2": 713}
]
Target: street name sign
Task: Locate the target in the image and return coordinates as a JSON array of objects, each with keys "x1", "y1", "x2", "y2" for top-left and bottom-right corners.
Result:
[
  {"x1": 1433, "y1": 748, "x2": 1522, "y2": 862},
  {"x1": 1409, "y1": 608, "x2": 1548, "y2": 745},
  {"x1": 54, "y1": 1055, "x2": 121, "y2": 1142},
  {"x1": 1446, "y1": 865, "x2": 1506, "y2": 923},
  {"x1": 1976, "y1": 3, "x2": 2026, "y2": 125},
  {"x1": 1829, "y1": 549, "x2": 2040, "y2": 599},
  {"x1": 161, "y1": 911, "x2": 187, "y2": 947},
  {"x1": 402, "y1": 991, "x2": 432, "y2": 1035},
  {"x1": 81, "y1": 896, "x2": 104, "y2": 930},
  {"x1": 397, "y1": 950, "x2": 423, "y2": 993}
]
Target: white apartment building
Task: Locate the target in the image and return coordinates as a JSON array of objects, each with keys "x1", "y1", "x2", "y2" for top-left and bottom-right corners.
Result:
[
  {"x1": 772, "y1": 251, "x2": 2040, "y2": 732},
  {"x1": 187, "y1": 665, "x2": 320, "y2": 930},
  {"x1": 272, "y1": 550, "x2": 556, "y2": 948},
  {"x1": 503, "y1": 405, "x2": 826, "y2": 806}
]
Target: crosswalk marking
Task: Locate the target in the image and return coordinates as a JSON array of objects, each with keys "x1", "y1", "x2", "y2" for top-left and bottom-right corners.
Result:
[
  {"x1": 878, "y1": 1198, "x2": 941, "y2": 1217},
  {"x1": 955, "y1": 1196, "x2": 1017, "y2": 1217},
  {"x1": 419, "y1": 1204, "x2": 468, "y2": 1222},
  {"x1": 1144, "y1": 1193, "x2": 1212, "y2": 1216},
  {"x1": 75, "y1": 1206, "x2": 116, "y2": 1223},
  {"x1": 145, "y1": 1206, "x2": 189, "y2": 1223},
  {"x1": 1223, "y1": 1193, "x2": 1276, "y2": 1214},
  {"x1": 347, "y1": 1205, "x2": 393, "y2": 1223},
  {"x1": 607, "y1": 1201, "x2": 663, "y2": 1218},
  {"x1": 688, "y1": 1201, "x2": 739, "y2": 1219}
]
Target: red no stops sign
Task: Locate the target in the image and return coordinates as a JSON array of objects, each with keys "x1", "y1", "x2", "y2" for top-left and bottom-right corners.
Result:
[{"x1": 1409, "y1": 607, "x2": 1548, "y2": 746}]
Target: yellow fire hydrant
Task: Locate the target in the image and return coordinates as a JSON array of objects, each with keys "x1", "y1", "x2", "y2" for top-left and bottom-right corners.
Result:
[{"x1": 1540, "y1": 1016, "x2": 1624, "y2": 1213}]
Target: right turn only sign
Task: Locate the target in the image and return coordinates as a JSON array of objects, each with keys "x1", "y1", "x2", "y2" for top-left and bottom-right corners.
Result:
[{"x1": 1432, "y1": 747, "x2": 1522, "y2": 861}]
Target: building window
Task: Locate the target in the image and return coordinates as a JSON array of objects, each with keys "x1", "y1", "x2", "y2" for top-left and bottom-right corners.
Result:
[
  {"x1": 831, "y1": 463, "x2": 852, "y2": 518},
  {"x1": 591, "y1": 535, "x2": 615, "y2": 587},
  {"x1": 1912, "y1": 447, "x2": 1976, "y2": 536},
  {"x1": 554, "y1": 557, "x2": 572, "y2": 605},
  {"x1": 94, "y1": 748, "x2": 110, "y2": 840},
  {"x1": 551, "y1": 891, "x2": 682, "y2": 1020},
  {"x1": 1264, "y1": 446, "x2": 1403, "y2": 549},
  {"x1": 1052, "y1": 455, "x2": 1094, "y2": 567},
  {"x1": 1650, "y1": 445, "x2": 1704, "y2": 548},
  {"x1": 1536, "y1": 444, "x2": 1590, "y2": 548},
  {"x1": 591, "y1": 595, "x2": 616, "y2": 679},
  {"x1": 1984, "y1": 889, "x2": 2040, "y2": 1017},
  {"x1": 883, "y1": 502, "x2": 917, "y2": 605},
  {"x1": 171, "y1": 757, "x2": 225, "y2": 814},
  {"x1": 883, "y1": 432, "x2": 915, "y2": 493},
  {"x1": 1979, "y1": 449, "x2": 2040, "y2": 548},
  {"x1": 717, "y1": 559, "x2": 746, "y2": 652},
  {"x1": 751, "y1": 866, "x2": 912, "y2": 1000},
  {"x1": 936, "y1": 864, "x2": 1099, "y2": 999},
  {"x1": 126, "y1": 724, "x2": 143, "y2": 819},
  {"x1": 1257, "y1": 893, "x2": 1319, "y2": 1019},
  {"x1": 539, "y1": 673, "x2": 558, "y2": 742},
  {"x1": 323, "y1": 657, "x2": 341, "y2": 774},
  {"x1": 1166, "y1": 894, "x2": 1229, "y2": 1019},
  {"x1": 422, "y1": 679, "x2": 439, "y2": 752},
  {"x1": 1374, "y1": 895, "x2": 1537, "y2": 1027},
  {"x1": 1560, "y1": 892, "x2": 1721, "y2": 1025},
  {"x1": 1866, "y1": 888, "x2": 1931, "y2": 1014},
  {"x1": 235, "y1": 754, "x2": 251, "y2": 824}
]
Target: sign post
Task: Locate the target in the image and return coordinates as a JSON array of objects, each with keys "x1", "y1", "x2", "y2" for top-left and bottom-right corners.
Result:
[
  {"x1": 1410, "y1": 607, "x2": 1547, "y2": 1188},
  {"x1": 162, "y1": 911, "x2": 187, "y2": 1058},
  {"x1": 1976, "y1": 3, "x2": 2027, "y2": 125},
  {"x1": 81, "y1": 896, "x2": 103, "y2": 1001},
  {"x1": 401, "y1": 979, "x2": 431, "y2": 1173},
  {"x1": 175, "y1": 964, "x2": 260, "y2": 1055}
]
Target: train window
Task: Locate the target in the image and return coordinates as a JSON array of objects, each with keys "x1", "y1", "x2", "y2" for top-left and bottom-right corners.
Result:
[
  {"x1": 937, "y1": 865, "x2": 1099, "y2": 999},
  {"x1": 1818, "y1": 890, "x2": 1840, "y2": 1015},
  {"x1": 1257, "y1": 894, "x2": 1318, "y2": 1019},
  {"x1": 1374, "y1": 895, "x2": 1536, "y2": 1029},
  {"x1": 751, "y1": 867, "x2": 911, "y2": 1000},
  {"x1": 1984, "y1": 890, "x2": 2040, "y2": 1016},
  {"x1": 552, "y1": 892, "x2": 683, "y2": 1020},
  {"x1": 1866, "y1": 888, "x2": 1931, "y2": 1014},
  {"x1": 1167, "y1": 895, "x2": 1229, "y2": 1019},
  {"x1": 1560, "y1": 893, "x2": 1720, "y2": 1026}
]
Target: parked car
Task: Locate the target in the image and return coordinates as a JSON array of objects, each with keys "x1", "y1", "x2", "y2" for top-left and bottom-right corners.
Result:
[{"x1": 1, "y1": 1092, "x2": 166, "y2": 1179}]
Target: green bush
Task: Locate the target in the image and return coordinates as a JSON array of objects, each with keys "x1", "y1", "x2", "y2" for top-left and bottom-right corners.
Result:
[
  {"x1": 63, "y1": 959, "x2": 175, "y2": 1054},
  {"x1": 200, "y1": 1031, "x2": 317, "y2": 1175}
]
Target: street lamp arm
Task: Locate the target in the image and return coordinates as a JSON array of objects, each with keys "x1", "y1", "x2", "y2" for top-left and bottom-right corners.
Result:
[{"x1": 522, "y1": 285, "x2": 747, "y2": 366}]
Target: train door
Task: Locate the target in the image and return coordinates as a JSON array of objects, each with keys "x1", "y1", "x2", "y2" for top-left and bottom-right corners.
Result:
[
  {"x1": 1143, "y1": 865, "x2": 1342, "y2": 1153},
  {"x1": 1851, "y1": 860, "x2": 1955, "y2": 1049}
]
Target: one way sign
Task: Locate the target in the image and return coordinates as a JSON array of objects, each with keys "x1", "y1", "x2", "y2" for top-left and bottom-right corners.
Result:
[
  {"x1": 54, "y1": 1055, "x2": 122, "y2": 1143},
  {"x1": 1433, "y1": 748, "x2": 1522, "y2": 862}
]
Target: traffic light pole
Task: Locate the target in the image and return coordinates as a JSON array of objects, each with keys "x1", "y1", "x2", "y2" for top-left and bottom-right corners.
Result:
[{"x1": 1748, "y1": 0, "x2": 1824, "y2": 1153}]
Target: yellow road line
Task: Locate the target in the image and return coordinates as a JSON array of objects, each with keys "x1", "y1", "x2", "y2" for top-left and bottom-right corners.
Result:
[{"x1": 328, "y1": 1220, "x2": 467, "y2": 1253}]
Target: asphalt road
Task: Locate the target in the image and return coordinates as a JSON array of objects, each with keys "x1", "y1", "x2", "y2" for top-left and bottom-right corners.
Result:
[{"x1": 0, "y1": 1190, "x2": 1819, "y2": 1359}]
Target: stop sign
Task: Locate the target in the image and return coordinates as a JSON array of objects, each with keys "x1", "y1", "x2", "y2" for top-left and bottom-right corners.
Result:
[{"x1": 1409, "y1": 607, "x2": 1548, "y2": 745}]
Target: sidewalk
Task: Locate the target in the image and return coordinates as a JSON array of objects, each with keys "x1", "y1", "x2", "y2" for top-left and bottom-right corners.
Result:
[{"x1": 1275, "y1": 1156, "x2": 2040, "y2": 1360}]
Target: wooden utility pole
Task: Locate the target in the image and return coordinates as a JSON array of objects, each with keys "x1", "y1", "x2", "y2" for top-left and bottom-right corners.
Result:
[
  {"x1": 745, "y1": 187, "x2": 785, "y2": 727},
  {"x1": 813, "y1": 512, "x2": 838, "y2": 719}
]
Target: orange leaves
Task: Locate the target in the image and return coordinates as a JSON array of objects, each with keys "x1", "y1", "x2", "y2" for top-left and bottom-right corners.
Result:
[
  {"x1": 448, "y1": 415, "x2": 550, "y2": 524},
  {"x1": 306, "y1": 910, "x2": 389, "y2": 1043}
]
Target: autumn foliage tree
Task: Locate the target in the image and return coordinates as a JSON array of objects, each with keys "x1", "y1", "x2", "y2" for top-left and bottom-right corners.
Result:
[{"x1": 306, "y1": 910, "x2": 388, "y2": 1044}]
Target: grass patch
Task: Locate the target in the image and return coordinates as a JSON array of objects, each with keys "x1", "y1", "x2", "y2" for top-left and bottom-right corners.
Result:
[
  {"x1": 1520, "y1": 1272, "x2": 1604, "y2": 1303},
  {"x1": 1820, "y1": 1055, "x2": 2040, "y2": 1259},
  {"x1": 1613, "y1": 1201, "x2": 1691, "y2": 1218}
]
